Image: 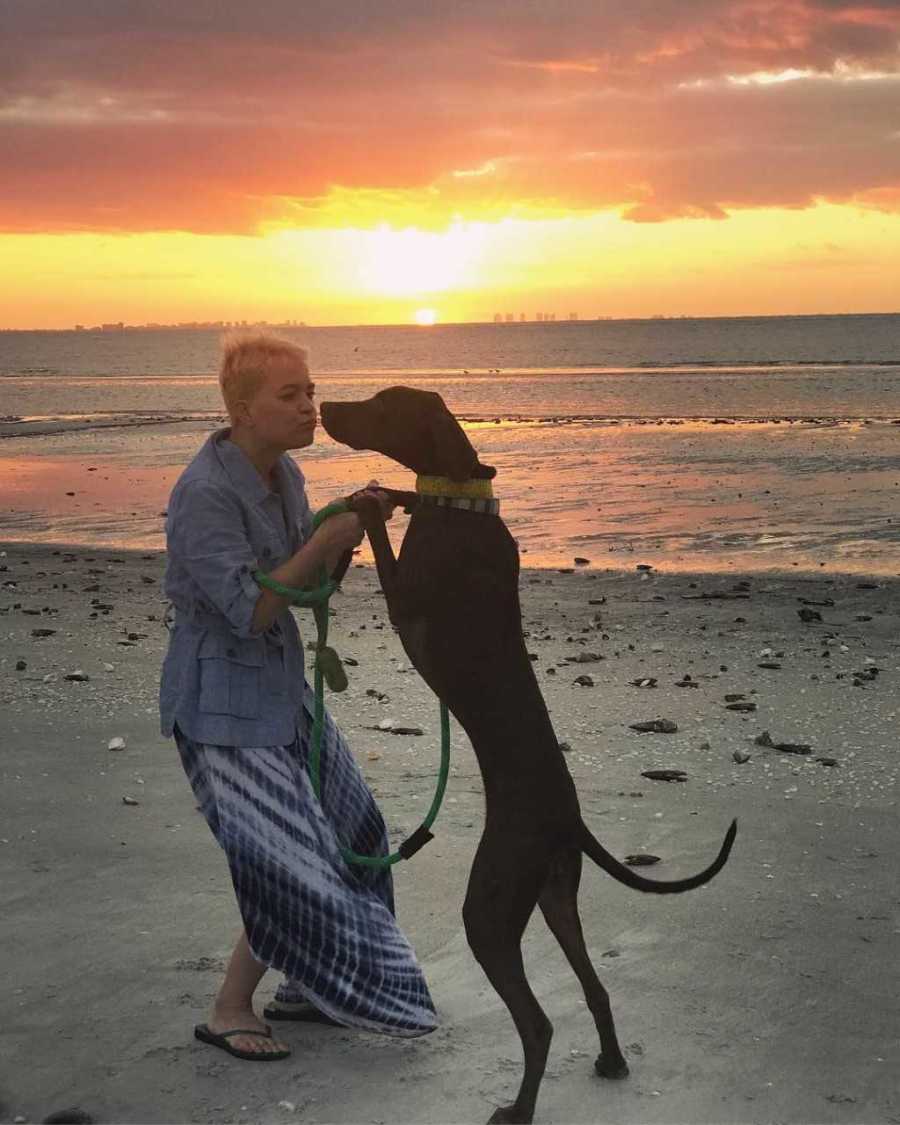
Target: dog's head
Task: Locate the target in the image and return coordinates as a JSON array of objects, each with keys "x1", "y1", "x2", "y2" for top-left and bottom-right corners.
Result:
[{"x1": 320, "y1": 386, "x2": 496, "y2": 483}]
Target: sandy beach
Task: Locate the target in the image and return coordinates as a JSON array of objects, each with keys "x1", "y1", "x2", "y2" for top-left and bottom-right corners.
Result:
[{"x1": 1, "y1": 542, "x2": 898, "y2": 1125}]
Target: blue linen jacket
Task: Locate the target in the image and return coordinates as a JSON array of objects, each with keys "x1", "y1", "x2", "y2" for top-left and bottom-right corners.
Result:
[{"x1": 159, "y1": 428, "x2": 316, "y2": 747}]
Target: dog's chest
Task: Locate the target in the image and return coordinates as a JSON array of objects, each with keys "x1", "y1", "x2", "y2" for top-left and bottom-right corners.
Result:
[
  {"x1": 395, "y1": 510, "x2": 522, "y2": 642},
  {"x1": 399, "y1": 510, "x2": 517, "y2": 586}
]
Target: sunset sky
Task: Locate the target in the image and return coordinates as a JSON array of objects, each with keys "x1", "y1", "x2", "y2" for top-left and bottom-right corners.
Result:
[{"x1": 3, "y1": 0, "x2": 900, "y2": 328}]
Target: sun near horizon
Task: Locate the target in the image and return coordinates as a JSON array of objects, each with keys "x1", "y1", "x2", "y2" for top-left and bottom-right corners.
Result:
[{"x1": 4, "y1": 199, "x2": 900, "y2": 330}]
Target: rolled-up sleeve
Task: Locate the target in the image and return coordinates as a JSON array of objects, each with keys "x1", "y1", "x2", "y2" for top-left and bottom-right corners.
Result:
[{"x1": 167, "y1": 479, "x2": 261, "y2": 638}]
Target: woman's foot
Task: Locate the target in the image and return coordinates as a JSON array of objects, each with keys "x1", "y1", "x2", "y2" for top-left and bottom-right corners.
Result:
[
  {"x1": 205, "y1": 1007, "x2": 289, "y2": 1057},
  {"x1": 201, "y1": 931, "x2": 288, "y2": 1058},
  {"x1": 264, "y1": 998, "x2": 340, "y2": 1025}
]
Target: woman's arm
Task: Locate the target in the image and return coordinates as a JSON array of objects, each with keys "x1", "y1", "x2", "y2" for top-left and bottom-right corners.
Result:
[
  {"x1": 168, "y1": 478, "x2": 367, "y2": 638},
  {"x1": 250, "y1": 510, "x2": 365, "y2": 634}
]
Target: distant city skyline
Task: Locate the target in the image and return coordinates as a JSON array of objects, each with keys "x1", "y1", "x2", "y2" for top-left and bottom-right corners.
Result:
[
  {"x1": 4, "y1": 309, "x2": 899, "y2": 335},
  {"x1": 71, "y1": 318, "x2": 308, "y2": 332}
]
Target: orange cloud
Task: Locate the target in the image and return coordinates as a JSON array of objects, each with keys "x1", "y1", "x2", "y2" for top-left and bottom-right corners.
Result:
[{"x1": 2, "y1": 1, "x2": 899, "y2": 233}]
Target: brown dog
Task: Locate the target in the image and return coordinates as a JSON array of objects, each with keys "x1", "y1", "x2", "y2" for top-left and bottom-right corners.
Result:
[{"x1": 321, "y1": 387, "x2": 736, "y2": 1125}]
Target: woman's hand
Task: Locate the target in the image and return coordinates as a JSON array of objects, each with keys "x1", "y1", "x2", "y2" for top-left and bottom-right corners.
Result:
[
  {"x1": 252, "y1": 511, "x2": 362, "y2": 632},
  {"x1": 352, "y1": 479, "x2": 396, "y2": 521},
  {"x1": 315, "y1": 511, "x2": 366, "y2": 555}
]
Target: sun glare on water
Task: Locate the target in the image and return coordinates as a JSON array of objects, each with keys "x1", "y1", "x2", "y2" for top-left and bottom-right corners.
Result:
[{"x1": 414, "y1": 308, "x2": 438, "y2": 326}]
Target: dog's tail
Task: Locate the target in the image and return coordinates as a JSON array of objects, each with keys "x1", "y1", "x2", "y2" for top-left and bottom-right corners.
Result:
[{"x1": 579, "y1": 819, "x2": 737, "y2": 893}]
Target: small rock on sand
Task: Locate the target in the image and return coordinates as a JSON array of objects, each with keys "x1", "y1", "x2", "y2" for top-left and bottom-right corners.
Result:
[
  {"x1": 755, "y1": 730, "x2": 812, "y2": 754},
  {"x1": 630, "y1": 719, "x2": 678, "y2": 733}
]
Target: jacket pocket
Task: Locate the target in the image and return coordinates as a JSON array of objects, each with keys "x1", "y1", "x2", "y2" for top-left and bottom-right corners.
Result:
[{"x1": 198, "y1": 632, "x2": 265, "y2": 719}]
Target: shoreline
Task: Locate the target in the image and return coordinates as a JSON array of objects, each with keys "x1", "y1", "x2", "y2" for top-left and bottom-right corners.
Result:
[
  {"x1": 2, "y1": 540, "x2": 898, "y2": 1123},
  {"x1": 5, "y1": 406, "x2": 900, "y2": 578},
  {"x1": 2, "y1": 536, "x2": 899, "y2": 584},
  {"x1": 4, "y1": 412, "x2": 900, "y2": 436}
]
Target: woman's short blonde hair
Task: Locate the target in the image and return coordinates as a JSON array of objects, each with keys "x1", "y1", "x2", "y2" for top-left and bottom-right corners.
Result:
[{"x1": 218, "y1": 332, "x2": 309, "y2": 419}]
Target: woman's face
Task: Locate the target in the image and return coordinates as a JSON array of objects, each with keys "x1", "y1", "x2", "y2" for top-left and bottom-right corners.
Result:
[{"x1": 241, "y1": 356, "x2": 317, "y2": 451}]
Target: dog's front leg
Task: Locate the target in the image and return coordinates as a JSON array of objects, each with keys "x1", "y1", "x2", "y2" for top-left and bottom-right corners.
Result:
[{"x1": 349, "y1": 495, "x2": 408, "y2": 624}]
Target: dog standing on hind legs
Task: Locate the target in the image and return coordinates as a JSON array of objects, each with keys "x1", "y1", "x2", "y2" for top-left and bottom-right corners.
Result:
[{"x1": 321, "y1": 387, "x2": 737, "y2": 1125}]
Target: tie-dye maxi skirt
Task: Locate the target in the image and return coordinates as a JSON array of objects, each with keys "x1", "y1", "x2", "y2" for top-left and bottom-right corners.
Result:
[{"x1": 173, "y1": 689, "x2": 437, "y2": 1037}]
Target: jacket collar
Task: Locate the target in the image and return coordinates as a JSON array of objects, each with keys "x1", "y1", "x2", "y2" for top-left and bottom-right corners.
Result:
[
  {"x1": 210, "y1": 429, "x2": 305, "y2": 552},
  {"x1": 212, "y1": 427, "x2": 274, "y2": 505}
]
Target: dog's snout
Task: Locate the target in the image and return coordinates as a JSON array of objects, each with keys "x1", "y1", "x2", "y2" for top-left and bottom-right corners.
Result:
[
  {"x1": 318, "y1": 400, "x2": 342, "y2": 434},
  {"x1": 319, "y1": 400, "x2": 366, "y2": 448}
]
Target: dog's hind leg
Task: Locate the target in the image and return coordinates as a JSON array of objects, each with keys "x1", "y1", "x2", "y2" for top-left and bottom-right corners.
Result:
[
  {"x1": 463, "y1": 838, "x2": 553, "y2": 1125},
  {"x1": 538, "y1": 848, "x2": 630, "y2": 1081}
]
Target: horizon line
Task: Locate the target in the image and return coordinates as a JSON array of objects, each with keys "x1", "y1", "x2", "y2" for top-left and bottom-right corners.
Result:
[{"x1": 2, "y1": 309, "x2": 900, "y2": 333}]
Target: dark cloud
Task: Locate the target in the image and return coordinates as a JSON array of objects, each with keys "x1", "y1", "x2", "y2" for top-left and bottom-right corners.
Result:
[{"x1": 2, "y1": 0, "x2": 899, "y2": 231}]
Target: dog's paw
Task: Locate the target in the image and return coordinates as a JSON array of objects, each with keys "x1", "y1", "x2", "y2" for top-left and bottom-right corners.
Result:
[
  {"x1": 347, "y1": 490, "x2": 379, "y2": 509},
  {"x1": 594, "y1": 1054, "x2": 630, "y2": 1080},
  {"x1": 348, "y1": 492, "x2": 384, "y2": 525}
]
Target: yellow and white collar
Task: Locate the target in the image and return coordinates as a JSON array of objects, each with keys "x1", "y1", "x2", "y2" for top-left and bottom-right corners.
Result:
[
  {"x1": 416, "y1": 475, "x2": 494, "y2": 499},
  {"x1": 415, "y1": 475, "x2": 499, "y2": 515}
]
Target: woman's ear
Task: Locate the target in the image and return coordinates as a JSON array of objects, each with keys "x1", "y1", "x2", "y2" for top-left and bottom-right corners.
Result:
[
  {"x1": 232, "y1": 399, "x2": 252, "y2": 428},
  {"x1": 429, "y1": 410, "x2": 478, "y2": 482}
]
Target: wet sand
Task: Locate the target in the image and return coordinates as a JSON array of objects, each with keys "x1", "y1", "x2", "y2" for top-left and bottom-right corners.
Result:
[
  {"x1": 3, "y1": 415, "x2": 900, "y2": 576},
  {"x1": 1, "y1": 542, "x2": 898, "y2": 1125}
]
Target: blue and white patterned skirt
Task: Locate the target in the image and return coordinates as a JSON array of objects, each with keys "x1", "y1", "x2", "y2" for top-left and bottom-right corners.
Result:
[{"x1": 174, "y1": 688, "x2": 437, "y2": 1037}]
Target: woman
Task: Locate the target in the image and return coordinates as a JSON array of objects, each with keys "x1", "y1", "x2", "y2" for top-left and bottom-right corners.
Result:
[{"x1": 159, "y1": 333, "x2": 437, "y2": 1061}]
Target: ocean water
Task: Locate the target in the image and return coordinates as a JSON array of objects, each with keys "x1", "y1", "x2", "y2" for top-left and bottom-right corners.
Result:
[{"x1": 1, "y1": 315, "x2": 899, "y2": 574}]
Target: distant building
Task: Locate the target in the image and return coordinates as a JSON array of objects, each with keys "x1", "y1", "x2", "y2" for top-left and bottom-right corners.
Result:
[
  {"x1": 494, "y1": 313, "x2": 503, "y2": 323},
  {"x1": 505, "y1": 313, "x2": 514, "y2": 322}
]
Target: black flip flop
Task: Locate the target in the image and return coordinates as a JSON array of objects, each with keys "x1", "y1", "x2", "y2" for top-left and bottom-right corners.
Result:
[
  {"x1": 263, "y1": 1001, "x2": 340, "y2": 1026},
  {"x1": 194, "y1": 1023, "x2": 291, "y2": 1061}
]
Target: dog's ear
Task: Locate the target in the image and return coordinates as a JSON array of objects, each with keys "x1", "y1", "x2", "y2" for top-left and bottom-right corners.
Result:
[{"x1": 429, "y1": 409, "x2": 478, "y2": 482}]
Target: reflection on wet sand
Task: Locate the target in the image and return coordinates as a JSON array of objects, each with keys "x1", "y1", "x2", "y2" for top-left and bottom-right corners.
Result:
[{"x1": 1, "y1": 417, "x2": 898, "y2": 575}]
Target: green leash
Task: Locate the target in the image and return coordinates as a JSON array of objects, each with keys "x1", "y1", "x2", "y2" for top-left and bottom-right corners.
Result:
[{"x1": 255, "y1": 500, "x2": 450, "y2": 868}]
